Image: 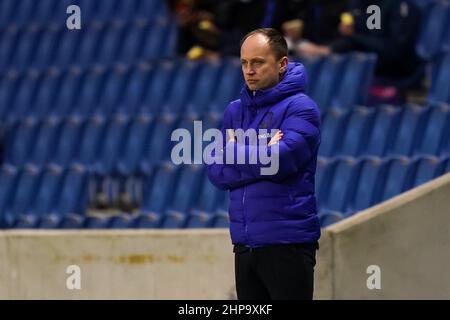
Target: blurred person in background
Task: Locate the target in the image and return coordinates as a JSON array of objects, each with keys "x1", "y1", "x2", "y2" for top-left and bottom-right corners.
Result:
[
  {"x1": 167, "y1": 0, "x2": 221, "y2": 60},
  {"x1": 294, "y1": 0, "x2": 422, "y2": 103},
  {"x1": 215, "y1": 0, "x2": 309, "y2": 56}
]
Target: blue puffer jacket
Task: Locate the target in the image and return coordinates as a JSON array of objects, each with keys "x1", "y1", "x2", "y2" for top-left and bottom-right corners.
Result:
[{"x1": 207, "y1": 62, "x2": 321, "y2": 247}]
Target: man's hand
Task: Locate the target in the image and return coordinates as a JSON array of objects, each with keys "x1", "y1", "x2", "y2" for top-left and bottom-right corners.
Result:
[{"x1": 268, "y1": 130, "x2": 283, "y2": 146}]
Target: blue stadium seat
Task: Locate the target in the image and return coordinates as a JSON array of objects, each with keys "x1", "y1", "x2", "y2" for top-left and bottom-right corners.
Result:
[
  {"x1": 160, "y1": 60, "x2": 201, "y2": 115},
  {"x1": 112, "y1": 0, "x2": 139, "y2": 20},
  {"x1": 118, "y1": 20, "x2": 148, "y2": 63},
  {"x1": 40, "y1": 163, "x2": 89, "y2": 228},
  {"x1": 135, "y1": 0, "x2": 169, "y2": 22},
  {"x1": 377, "y1": 156, "x2": 413, "y2": 203},
  {"x1": 409, "y1": 155, "x2": 440, "y2": 188},
  {"x1": 75, "y1": 114, "x2": 107, "y2": 165},
  {"x1": 134, "y1": 212, "x2": 162, "y2": 228},
  {"x1": 4, "y1": 117, "x2": 39, "y2": 166},
  {"x1": 0, "y1": 27, "x2": 19, "y2": 72},
  {"x1": 72, "y1": 23, "x2": 103, "y2": 67},
  {"x1": 31, "y1": 25, "x2": 60, "y2": 70},
  {"x1": 0, "y1": 164, "x2": 20, "y2": 228},
  {"x1": 139, "y1": 113, "x2": 179, "y2": 173},
  {"x1": 439, "y1": 156, "x2": 450, "y2": 174},
  {"x1": 109, "y1": 213, "x2": 135, "y2": 229},
  {"x1": 95, "y1": 113, "x2": 131, "y2": 175},
  {"x1": 416, "y1": 0, "x2": 450, "y2": 60},
  {"x1": 139, "y1": 60, "x2": 177, "y2": 114},
  {"x1": 315, "y1": 157, "x2": 330, "y2": 205},
  {"x1": 72, "y1": 66, "x2": 107, "y2": 116},
  {"x1": 164, "y1": 164, "x2": 204, "y2": 215},
  {"x1": 363, "y1": 105, "x2": 402, "y2": 156},
  {"x1": 335, "y1": 107, "x2": 375, "y2": 156},
  {"x1": 97, "y1": 64, "x2": 129, "y2": 115},
  {"x1": 318, "y1": 109, "x2": 348, "y2": 157},
  {"x1": 160, "y1": 211, "x2": 188, "y2": 229},
  {"x1": 10, "y1": 25, "x2": 40, "y2": 72},
  {"x1": 0, "y1": 0, "x2": 16, "y2": 29},
  {"x1": 117, "y1": 113, "x2": 154, "y2": 176},
  {"x1": 27, "y1": 116, "x2": 62, "y2": 166},
  {"x1": 428, "y1": 52, "x2": 450, "y2": 105},
  {"x1": 96, "y1": 21, "x2": 126, "y2": 65},
  {"x1": 415, "y1": 104, "x2": 450, "y2": 155},
  {"x1": 318, "y1": 211, "x2": 344, "y2": 228},
  {"x1": 116, "y1": 62, "x2": 154, "y2": 114},
  {"x1": 52, "y1": 67, "x2": 84, "y2": 117},
  {"x1": 139, "y1": 162, "x2": 179, "y2": 218},
  {"x1": 0, "y1": 71, "x2": 20, "y2": 120},
  {"x1": 84, "y1": 215, "x2": 111, "y2": 229},
  {"x1": 331, "y1": 53, "x2": 376, "y2": 110},
  {"x1": 9, "y1": 70, "x2": 40, "y2": 121},
  {"x1": 92, "y1": 0, "x2": 120, "y2": 23},
  {"x1": 53, "y1": 115, "x2": 84, "y2": 166},
  {"x1": 53, "y1": 29, "x2": 82, "y2": 68},
  {"x1": 212, "y1": 210, "x2": 230, "y2": 228},
  {"x1": 388, "y1": 105, "x2": 430, "y2": 156},
  {"x1": 442, "y1": 16, "x2": 450, "y2": 51},
  {"x1": 10, "y1": 0, "x2": 36, "y2": 29},
  {"x1": 320, "y1": 156, "x2": 357, "y2": 212},
  {"x1": 141, "y1": 22, "x2": 170, "y2": 60},
  {"x1": 191, "y1": 169, "x2": 226, "y2": 213},
  {"x1": 52, "y1": 0, "x2": 74, "y2": 25},
  {"x1": 185, "y1": 60, "x2": 222, "y2": 115},
  {"x1": 296, "y1": 56, "x2": 324, "y2": 94},
  {"x1": 32, "y1": 68, "x2": 62, "y2": 118},
  {"x1": 59, "y1": 214, "x2": 86, "y2": 229},
  {"x1": 163, "y1": 22, "x2": 178, "y2": 58},
  {"x1": 5, "y1": 165, "x2": 41, "y2": 226},
  {"x1": 185, "y1": 211, "x2": 215, "y2": 228},
  {"x1": 346, "y1": 156, "x2": 384, "y2": 213},
  {"x1": 33, "y1": 0, "x2": 58, "y2": 25},
  {"x1": 310, "y1": 54, "x2": 347, "y2": 112},
  {"x1": 16, "y1": 164, "x2": 64, "y2": 228},
  {"x1": 208, "y1": 58, "x2": 243, "y2": 114}
]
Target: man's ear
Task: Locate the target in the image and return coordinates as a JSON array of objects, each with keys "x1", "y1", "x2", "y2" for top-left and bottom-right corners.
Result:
[{"x1": 279, "y1": 56, "x2": 288, "y2": 73}]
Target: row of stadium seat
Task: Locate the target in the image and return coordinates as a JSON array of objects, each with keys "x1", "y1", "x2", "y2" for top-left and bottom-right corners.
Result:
[
  {"x1": 2, "y1": 50, "x2": 449, "y2": 126},
  {"x1": 0, "y1": 20, "x2": 177, "y2": 72},
  {"x1": 316, "y1": 155, "x2": 450, "y2": 217},
  {"x1": 0, "y1": 161, "x2": 229, "y2": 229},
  {"x1": 1, "y1": 0, "x2": 449, "y2": 62},
  {"x1": 1, "y1": 152, "x2": 448, "y2": 229},
  {"x1": 2, "y1": 103, "x2": 449, "y2": 177},
  {"x1": 320, "y1": 104, "x2": 450, "y2": 157},
  {"x1": 0, "y1": 58, "x2": 243, "y2": 122},
  {"x1": 0, "y1": 0, "x2": 169, "y2": 30}
]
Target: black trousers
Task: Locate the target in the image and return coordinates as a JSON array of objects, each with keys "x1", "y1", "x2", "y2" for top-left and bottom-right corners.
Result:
[{"x1": 234, "y1": 242, "x2": 318, "y2": 300}]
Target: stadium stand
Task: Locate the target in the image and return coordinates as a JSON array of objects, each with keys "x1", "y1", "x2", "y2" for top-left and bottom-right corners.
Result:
[{"x1": 0, "y1": 0, "x2": 449, "y2": 230}]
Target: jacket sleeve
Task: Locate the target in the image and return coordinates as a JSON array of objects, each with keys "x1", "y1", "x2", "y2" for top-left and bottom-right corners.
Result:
[
  {"x1": 229, "y1": 97, "x2": 321, "y2": 182},
  {"x1": 206, "y1": 103, "x2": 264, "y2": 190}
]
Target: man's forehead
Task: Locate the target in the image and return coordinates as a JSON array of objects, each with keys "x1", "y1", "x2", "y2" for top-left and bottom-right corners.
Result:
[{"x1": 240, "y1": 34, "x2": 271, "y2": 57}]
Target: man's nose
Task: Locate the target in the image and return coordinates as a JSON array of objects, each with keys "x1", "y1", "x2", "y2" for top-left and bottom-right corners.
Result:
[{"x1": 246, "y1": 67, "x2": 255, "y2": 75}]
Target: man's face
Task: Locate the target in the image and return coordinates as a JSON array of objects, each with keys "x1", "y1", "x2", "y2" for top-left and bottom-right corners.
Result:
[{"x1": 240, "y1": 34, "x2": 287, "y2": 91}]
